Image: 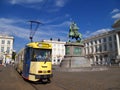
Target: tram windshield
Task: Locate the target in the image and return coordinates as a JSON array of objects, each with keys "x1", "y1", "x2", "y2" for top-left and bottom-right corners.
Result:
[{"x1": 32, "y1": 49, "x2": 51, "y2": 61}]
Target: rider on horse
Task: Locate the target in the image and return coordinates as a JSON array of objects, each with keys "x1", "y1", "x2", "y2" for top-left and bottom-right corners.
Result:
[{"x1": 68, "y1": 22, "x2": 82, "y2": 42}]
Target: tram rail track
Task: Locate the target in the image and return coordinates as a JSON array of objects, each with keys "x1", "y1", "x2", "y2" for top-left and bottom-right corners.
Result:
[{"x1": 28, "y1": 80, "x2": 68, "y2": 90}]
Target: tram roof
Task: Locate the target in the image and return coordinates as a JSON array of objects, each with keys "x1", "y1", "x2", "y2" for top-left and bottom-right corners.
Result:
[{"x1": 26, "y1": 42, "x2": 52, "y2": 49}]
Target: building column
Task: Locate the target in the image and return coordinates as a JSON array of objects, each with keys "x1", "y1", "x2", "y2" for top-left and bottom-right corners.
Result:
[
  {"x1": 94, "y1": 55, "x2": 97, "y2": 65},
  {"x1": 85, "y1": 47, "x2": 88, "y2": 55},
  {"x1": 116, "y1": 33, "x2": 120, "y2": 56},
  {"x1": 102, "y1": 55, "x2": 105, "y2": 65},
  {"x1": 98, "y1": 55, "x2": 101, "y2": 65}
]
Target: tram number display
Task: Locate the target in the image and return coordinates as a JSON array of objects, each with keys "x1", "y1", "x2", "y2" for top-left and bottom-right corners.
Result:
[{"x1": 38, "y1": 43, "x2": 50, "y2": 48}]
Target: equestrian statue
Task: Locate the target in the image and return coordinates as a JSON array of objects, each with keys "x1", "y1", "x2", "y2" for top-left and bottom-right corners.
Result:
[{"x1": 68, "y1": 22, "x2": 82, "y2": 43}]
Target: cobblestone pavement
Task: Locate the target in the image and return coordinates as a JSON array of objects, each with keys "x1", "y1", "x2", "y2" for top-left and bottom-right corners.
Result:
[
  {"x1": 0, "y1": 65, "x2": 120, "y2": 90},
  {"x1": 0, "y1": 65, "x2": 35, "y2": 90}
]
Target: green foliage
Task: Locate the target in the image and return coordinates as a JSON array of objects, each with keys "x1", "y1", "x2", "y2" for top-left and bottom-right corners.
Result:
[{"x1": 12, "y1": 51, "x2": 16, "y2": 60}]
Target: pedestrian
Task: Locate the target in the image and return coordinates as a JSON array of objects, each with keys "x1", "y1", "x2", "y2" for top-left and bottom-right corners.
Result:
[
  {"x1": 5, "y1": 58, "x2": 10, "y2": 67},
  {"x1": 0, "y1": 59, "x2": 2, "y2": 65}
]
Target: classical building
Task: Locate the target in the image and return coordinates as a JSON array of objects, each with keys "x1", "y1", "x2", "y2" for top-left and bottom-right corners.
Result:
[
  {"x1": 0, "y1": 35, "x2": 14, "y2": 64},
  {"x1": 83, "y1": 19, "x2": 120, "y2": 65},
  {"x1": 43, "y1": 39, "x2": 66, "y2": 65}
]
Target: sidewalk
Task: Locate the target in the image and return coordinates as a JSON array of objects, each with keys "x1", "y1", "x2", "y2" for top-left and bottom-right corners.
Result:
[{"x1": 0, "y1": 65, "x2": 34, "y2": 90}]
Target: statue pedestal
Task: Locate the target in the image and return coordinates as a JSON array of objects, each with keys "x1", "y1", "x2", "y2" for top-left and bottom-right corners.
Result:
[{"x1": 61, "y1": 42, "x2": 91, "y2": 68}]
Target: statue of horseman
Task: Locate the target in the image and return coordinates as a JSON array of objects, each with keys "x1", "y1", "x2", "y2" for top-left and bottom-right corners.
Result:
[{"x1": 68, "y1": 22, "x2": 82, "y2": 43}]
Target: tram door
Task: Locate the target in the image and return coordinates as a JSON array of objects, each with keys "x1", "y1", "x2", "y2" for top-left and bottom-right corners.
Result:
[{"x1": 23, "y1": 47, "x2": 31, "y2": 79}]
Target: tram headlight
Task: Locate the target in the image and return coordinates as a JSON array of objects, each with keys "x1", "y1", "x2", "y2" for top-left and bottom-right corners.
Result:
[
  {"x1": 47, "y1": 70, "x2": 51, "y2": 73},
  {"x1": 38, "y1": 70, "x2": 42, "y2": 73}
]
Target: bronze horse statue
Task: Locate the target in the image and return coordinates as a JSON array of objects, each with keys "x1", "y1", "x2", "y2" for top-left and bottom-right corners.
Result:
[{"x1": 68, "y1": 22, "x2": 82, "y2": 42}]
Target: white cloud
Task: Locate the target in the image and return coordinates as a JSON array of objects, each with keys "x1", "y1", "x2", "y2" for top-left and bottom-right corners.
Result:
[
  {"x1": 8, "y1": 0, "x2": 68, "y2": 12},
  {"x1": 112, "y1": 13, "x2": 120, "y2": 19},
  {"x1": 9, "y1": 0, "x2": 47, "y2": 10},
  {"x1": 55, "y1": 0, "x2": 67, "y2": 7},
  {"x1": 111, "y1": 8, "x2": 120, "y2": 19},
  {"x1": 10, "y1": 0, "x2": 44, "y2": 4},
  {"x1": 0, "y1": 18, "x2": 69, "y2": 41},
  {"x1": 91, "y1": 29, "x2": 111, "y2": 35},
  {"x1": 32, "y1": 20, "x2": 70, "y2": 41},
  {"x1": 0, "y1": 18, "x2": 15, "y2": 24},
  {"x1": 83, "y1": 28, "x2": 111, "y2": 38},
  {"x1": 44, "y1": 0, "x2": 68, "y2": 12},
  {"x1": 1, "y1": 18, "x2": 112, "y2": 42},
  {"x1": 111, "y1": 8, "x2": 120, "y2": 14},
  {"x1": 82, "y1": 31, "x2": 91, "y2": 38},
  {"x1": 0, "y1": 18, "x2": 23, "y2": 24},
  {"x1": 0, "y1": 18, "x2": 29, "y2": 39}
]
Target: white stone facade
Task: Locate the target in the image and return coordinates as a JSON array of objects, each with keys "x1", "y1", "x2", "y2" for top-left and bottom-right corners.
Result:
[
  {"x1": 43, "y1": 40, "x2": 66, "y2": 65},
  {"x1": 0, "y1": 35, "x2": 14, "y2": 64},
  {"x1": 83, "y1": 19, "x2": 120, "y2": 65},
  {"x1": 83, "y1": 31, "x2": 118, "y2": 65}
]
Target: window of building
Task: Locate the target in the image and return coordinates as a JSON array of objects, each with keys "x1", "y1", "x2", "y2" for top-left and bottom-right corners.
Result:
[
  {"x1": 87, "y1": 43, "x2": 89, "y2": 46},
  {"x1": 103, "y1": 38, "x2": 106, "y2": 42},
  {"x1": 114, "y1": 41, "x2": 117, "y2": 50},
  {"x1": 1, "y1": 40, "x2": 5, "y2": 44},
  {"x1": 104, "y1": 44, "x2": 107, "y2": 51},
  {"x1": 1, "y1": 47, "x2": 4, "y2": 52},
  {"x1": 96, "y1": 56, "x2": 98, "y2": 64},
  {"x1": 7, "y1": 40, "x2": 11, "y2": 44},
  {"x1": 95, "y1": 40, "x2": 97, "y2": 44},
  {"x1": 90, "y1": 41, "x2": 93, "y2": 45},
  {"x1": 99, "y1": 39, "x2": 101, "y2": 43},
  {"x1": 54, "y1": 59, "x2": 55, "y2": 62},
  {"x1": 100, "y1": 55, "x2": 102, "y2": 60},
  {"x1": 109, "y1": 43, "x2": 113, "y2": 51},
  {"x1": 7, "y1": 47, "x2": 10, "y2": 54},
  {"x1": 95, "y1": 46, "x2": 98, "y2": 52},
  {"x1": 57, "y1": 58, "x2": 60, "y2": 62},
  {"x1": 109, "y1": 36, "x2": 112, "y2": 41},
  {"x1": 114, "y1": 35, "x2": 116, "y2": 40}
]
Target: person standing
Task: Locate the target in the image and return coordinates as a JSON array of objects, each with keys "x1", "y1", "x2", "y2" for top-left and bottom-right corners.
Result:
[{"x1": 0, "y1": 56, "x2": 3, "y2": 65}]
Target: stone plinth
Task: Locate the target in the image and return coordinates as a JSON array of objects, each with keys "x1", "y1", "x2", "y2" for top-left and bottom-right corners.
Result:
[{"x1": 61, "y1": 42, "x2": 91, "y2": 68}]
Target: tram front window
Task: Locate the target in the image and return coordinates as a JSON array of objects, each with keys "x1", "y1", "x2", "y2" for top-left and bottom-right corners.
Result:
[{"x1": 32, "y1": 49, "x2": 51, "y2": 61}]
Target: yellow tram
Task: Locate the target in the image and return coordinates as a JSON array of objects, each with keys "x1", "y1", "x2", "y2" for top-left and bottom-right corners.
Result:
[{"x1": 15, "y1": 42, "x2": 52, "y2": 82}]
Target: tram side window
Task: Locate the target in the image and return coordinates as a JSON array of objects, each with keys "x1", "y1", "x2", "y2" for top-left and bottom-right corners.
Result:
[{"x1": 32, "y1": 49, "x2": 51, "y2": 61}]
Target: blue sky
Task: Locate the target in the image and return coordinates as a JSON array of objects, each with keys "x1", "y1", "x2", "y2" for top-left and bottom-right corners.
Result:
[{"x1": 0, "y1": 0, "x2": 120, "y2": 52}]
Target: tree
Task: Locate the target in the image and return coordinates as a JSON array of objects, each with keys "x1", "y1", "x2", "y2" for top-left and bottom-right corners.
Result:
[{"x1": 12, "y1": 51, "x2": 16, "y2": 60}]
